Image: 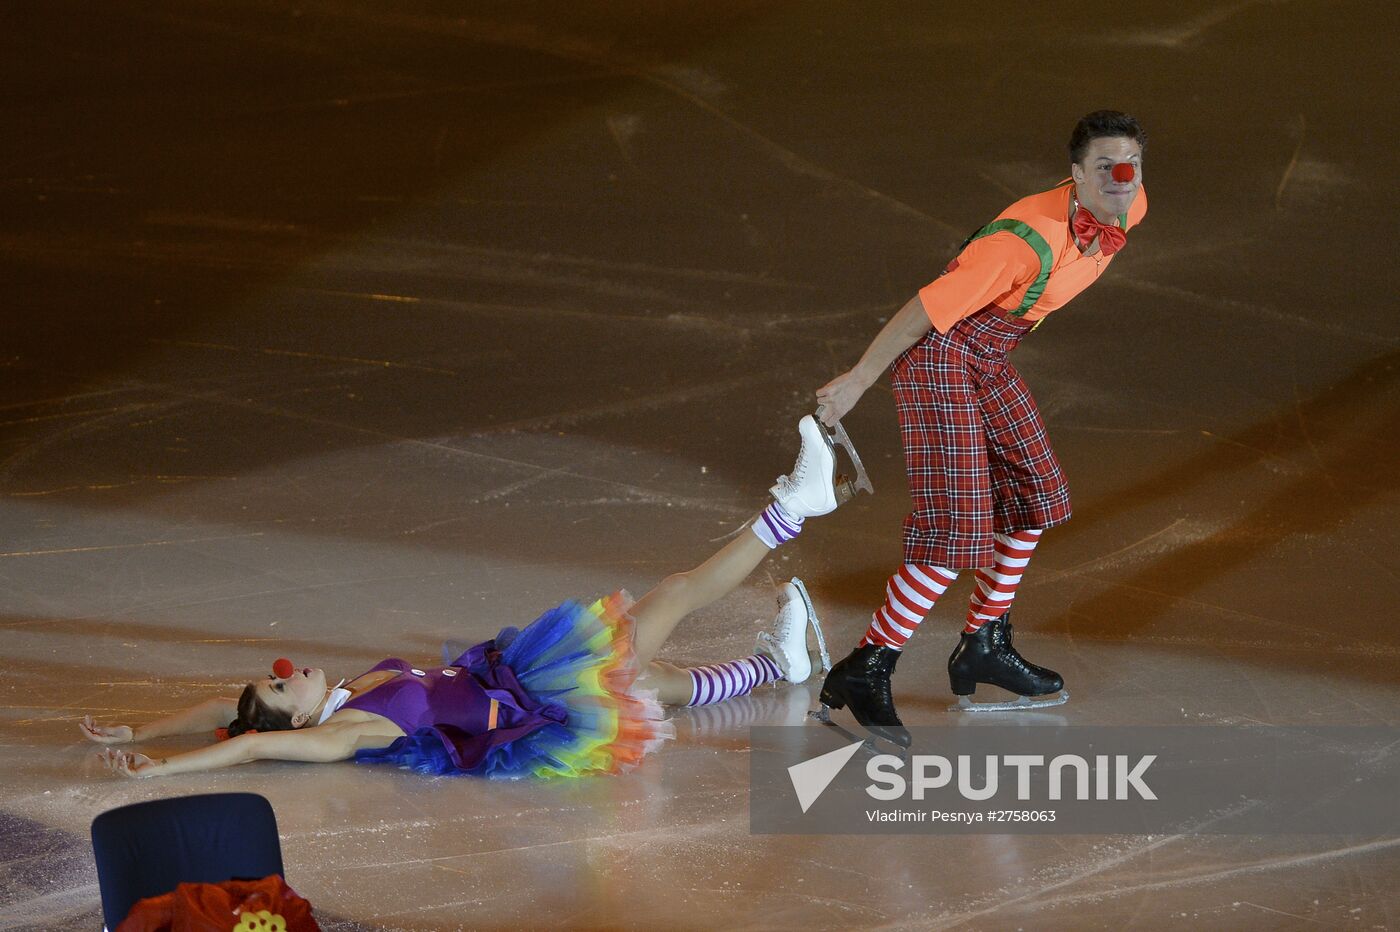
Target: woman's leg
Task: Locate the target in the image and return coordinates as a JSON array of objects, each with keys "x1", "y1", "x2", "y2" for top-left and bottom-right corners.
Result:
[
  {"x1": 640, "y1": 660, "x2": 702, "y2": 705},
  {"x1": 630, "y1": 531, "x2": 772, "y2": 670},
  {"x1": 628, "y1": 415, "x2": 849, "y2": 701},
  {"x1": 632, "y1": 542, "x2": 820, "y2": 707}
]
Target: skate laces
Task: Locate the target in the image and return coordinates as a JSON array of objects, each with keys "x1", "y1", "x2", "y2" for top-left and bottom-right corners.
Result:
[
  {"x1": 774, "y1": 435, "x2": 812, "y2": 494},
  {"x1": 756, "y1": 631, "x2": 793, "y2": 675},
  {"x1": 767, "y1": 608, "x2": 799, "y2": 647},
  {"x1": 790, "y1": 435, "x2": 811, "y2": 483},
  {"x1": 760, "y1": 599, "x2": 802, "y2": 659}
]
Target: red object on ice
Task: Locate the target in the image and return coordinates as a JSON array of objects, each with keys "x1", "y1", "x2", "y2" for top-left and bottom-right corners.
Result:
[
  {"x1": 1112, "y1": 163, "x2": 1135, "y2": 183},
  {"x1": 272, "y1": 657, "x2": 295, "y2": 679}
]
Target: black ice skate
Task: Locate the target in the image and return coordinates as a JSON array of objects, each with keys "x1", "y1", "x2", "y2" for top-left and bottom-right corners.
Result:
[
  {"x1": 946, "y1": 612, "x2": 1069, "y2": 712},
  {"x1": 810, "y1": 644, "x2": 911, "y2": 750}
]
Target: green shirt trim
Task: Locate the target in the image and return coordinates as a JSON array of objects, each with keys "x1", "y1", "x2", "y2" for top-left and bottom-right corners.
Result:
[{"x1": 965, "y1": 220, "x2": 1054, "y2": 317}]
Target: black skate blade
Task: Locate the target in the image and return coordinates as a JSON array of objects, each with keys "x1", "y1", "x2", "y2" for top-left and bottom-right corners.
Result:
[
  {"x1": 809, "y1": 705, "x2": 909, "y2": 759},
  {"x1": 949, "y1": 689, "x2": 1069, "y2": 713}
]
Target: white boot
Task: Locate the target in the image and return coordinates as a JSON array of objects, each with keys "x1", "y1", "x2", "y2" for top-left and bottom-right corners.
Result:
[
  {"x1": 756, "y1": 578, "x2": 825, "y2": 684},
  {"x1": 769, "y1": 415, "x2": 837, "y2": 518}
]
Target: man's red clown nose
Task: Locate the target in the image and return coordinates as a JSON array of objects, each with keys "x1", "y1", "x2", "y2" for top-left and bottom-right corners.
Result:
[
  {"x1": 272, "y1": 657, "x2": 295, "y2": 679},
  {"x1": 1112, "y1": 163, "x2": 1135, "y2": 183}
]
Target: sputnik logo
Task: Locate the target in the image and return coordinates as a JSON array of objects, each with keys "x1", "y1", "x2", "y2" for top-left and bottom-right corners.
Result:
[{"x1": 787, "y1": 739, "x2": 867, "y2": 813}]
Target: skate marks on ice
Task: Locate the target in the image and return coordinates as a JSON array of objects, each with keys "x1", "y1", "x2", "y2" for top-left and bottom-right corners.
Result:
[
  {"x1": 308, "y1": 239, "x2": 818, "y2": 292},
  {"x1": 918, "y1": 833, "x2": 1400, "y2": 930},
  {"x1": 1274, "y1": 113, "x2": 1307, "y2": 211},
  {"x1": 1037, "y1": 351, "x2": 1399, "y2": 648},
  {"x1": 0, "y1": 807, "x2": 102, "y2": 931},
  {"x1": 148, "y1": 337, "x2": 461, "y2": 377},
  {"x1": 1064, "y1": 0, "x2": 1300, "y2": 49},
  {"x1": 0, "y1": 530, "x2": 268, "y2": 562},
  {"x1": 0, "y1": 359, "x2": 430, "y2": 488},
  {"x1": 1108, "y1": 273, "x2": 1396, "y2": 348},
  {"x1": 142, "y1": 387, "x2": 754, "y2": 513},
  {"x1": 0, "y1": 227, "x2": 814, "y2": 332},
  {"x1": 2, "y1": 342, "x2": 785, "y2": 523},
  {"x1": 276, "y1": 5, "x2": 966, "y2": 239},
  {"x1": 290, "y1": 241, "x2": 811, "y2": 313},
  {"x1": 1034, "y1": 517, "x2": 1202, "y2": 582},
  {"x1": 286, "y1": 786, "x2": 775, "y2": 928},
  {"x1": 462, "y1": 373, "x2": 772, "y2": 439}
]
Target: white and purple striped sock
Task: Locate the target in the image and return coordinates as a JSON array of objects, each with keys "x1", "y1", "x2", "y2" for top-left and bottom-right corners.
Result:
[
  {"x1": 749, "y1": 501, "x2": 804, "y2": 549},
  {"x1": 686, "y1": 654, "x2": 783, "y2": 706}
]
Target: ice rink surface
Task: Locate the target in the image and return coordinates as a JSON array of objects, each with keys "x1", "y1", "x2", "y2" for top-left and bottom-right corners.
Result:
[{"x1": 2, "y1": 1, "x2": 1398, "y2": 929}]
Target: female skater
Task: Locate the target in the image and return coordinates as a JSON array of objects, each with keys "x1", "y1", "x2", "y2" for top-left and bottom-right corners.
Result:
[{"x1": 82, "y1": 417, "x2": 840, "y2": 780}]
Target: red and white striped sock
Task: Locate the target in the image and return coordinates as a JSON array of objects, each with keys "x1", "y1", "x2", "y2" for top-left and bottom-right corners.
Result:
[
  {"x1": 859, "y1": 564, "x2": 959, "y2": 650},
  {"x1": 964, "y1": 529, "x2": 1043, "y2": 633},
  {"x1": 685, "y1": 654, "x2": 783, "y2": 706}
]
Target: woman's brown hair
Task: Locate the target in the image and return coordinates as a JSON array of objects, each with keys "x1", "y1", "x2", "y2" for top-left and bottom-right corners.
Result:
[{"x1": 224, "y1": 682, "x2": 296, "y2": 738}]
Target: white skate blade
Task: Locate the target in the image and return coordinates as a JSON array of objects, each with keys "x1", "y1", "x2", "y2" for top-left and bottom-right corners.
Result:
[
  {"x1": 790, "y1": 577, "x2": 832, "y2": 674},
  {"x1": 816, "y1": 417, "x2": 874, "y2": 496},
  {"x1": 949, "y1": 690, "x2": 1069, "y2": 713}
]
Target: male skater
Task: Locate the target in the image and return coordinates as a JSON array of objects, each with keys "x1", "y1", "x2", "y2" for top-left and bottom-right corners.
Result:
[{"x1": 814, "y1": 111, "x2": 1149, "y2": 741}]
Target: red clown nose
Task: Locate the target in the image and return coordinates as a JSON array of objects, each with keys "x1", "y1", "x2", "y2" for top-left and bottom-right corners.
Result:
[
  {"x1": 1111, "y1": 163, "x2": 1135, "y2": 183},
  {"x1": 272, "y1": 657, "x2": 295, "y2": 679}
]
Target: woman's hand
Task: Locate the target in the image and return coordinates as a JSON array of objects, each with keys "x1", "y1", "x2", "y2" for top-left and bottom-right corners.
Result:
[
  {"x1": 80, "y1": 715, "x2": 134, "y2": 745},
  {"x1": 815, "y1": 369, "x2": 872, "y2": 427},
  {"x1": 98, "y1": 748, "x2": 162, "y2": 778}
]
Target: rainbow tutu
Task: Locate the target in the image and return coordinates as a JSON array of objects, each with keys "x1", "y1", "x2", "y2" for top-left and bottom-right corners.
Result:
[{"x1": 354, "y1": 592, "x2": 671, "y2": 780}]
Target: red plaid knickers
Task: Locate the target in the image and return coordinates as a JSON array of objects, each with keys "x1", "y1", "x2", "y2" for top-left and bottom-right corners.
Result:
[{"x1": 891, "y1": 307, "x2": 1071, "y2": 569}]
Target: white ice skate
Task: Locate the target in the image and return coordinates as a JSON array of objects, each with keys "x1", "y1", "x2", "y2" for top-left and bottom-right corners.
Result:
[
  {"x1": 770, "y1": 415, "x2": 839, "y2": 518},
  {"x1": 756, "y1": 577, "x2": 832, "y2": 685}
]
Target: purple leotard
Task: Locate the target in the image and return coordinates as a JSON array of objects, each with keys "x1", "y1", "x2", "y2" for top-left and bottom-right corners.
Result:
[{"x1": 343, "y1": 639, "x2": 566, "y2": 772}]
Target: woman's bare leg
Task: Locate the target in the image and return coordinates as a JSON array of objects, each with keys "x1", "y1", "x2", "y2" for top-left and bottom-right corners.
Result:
[
  {"x1": 637, "y1": 660, "x2": 695, "y2": 705},
  {"x1": 628, "y1": 414, "x2": 853, "y2": 701},
  {"x1": 630, "y1": 531, "x2": 772, "y2": 670}
]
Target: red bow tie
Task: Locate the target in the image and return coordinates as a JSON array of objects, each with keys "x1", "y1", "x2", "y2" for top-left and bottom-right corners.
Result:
[{"x1": 1072, "y1": 203, "x2": 1127, "y2": 256}]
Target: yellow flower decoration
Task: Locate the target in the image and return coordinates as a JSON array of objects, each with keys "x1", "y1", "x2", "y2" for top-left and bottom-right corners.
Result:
[{"x1": 234, "y1": 910, "x2": 287, "y2": 932}]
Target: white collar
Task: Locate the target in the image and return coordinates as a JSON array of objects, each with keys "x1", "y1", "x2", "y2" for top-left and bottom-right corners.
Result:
[{"x1": 316, "y1": 679, "x2": 350, "y2": 725}]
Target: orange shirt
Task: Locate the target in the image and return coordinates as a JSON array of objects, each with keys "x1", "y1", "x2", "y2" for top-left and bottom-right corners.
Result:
[{"x1": 918, "y1": 183, "x2": 1148, "y2": 333}]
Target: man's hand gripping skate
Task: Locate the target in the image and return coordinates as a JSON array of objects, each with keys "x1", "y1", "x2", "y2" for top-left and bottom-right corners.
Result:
[
  {"x1": 815, "y1": 369, "x2": 870, "y2": 429},
  {"x1": 814, "y1": 372, "x2": 875, "y2": 504}
]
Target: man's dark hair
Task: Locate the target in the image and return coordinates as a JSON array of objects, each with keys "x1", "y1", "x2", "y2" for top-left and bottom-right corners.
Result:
[{"x1": 1068, "y1": 110, "x2": 1147, "y2": 164}]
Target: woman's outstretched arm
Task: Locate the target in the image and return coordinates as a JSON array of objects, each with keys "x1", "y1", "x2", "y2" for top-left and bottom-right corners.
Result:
[
  {"x1": 80, "y1": 698, "x2": 238, "y2": 745},
  {"x1": 96, "y1": 719, "x2": 398, "y2": 778}
]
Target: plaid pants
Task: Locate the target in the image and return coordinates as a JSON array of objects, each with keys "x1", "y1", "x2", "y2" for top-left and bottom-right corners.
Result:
[{"x1": 891, "y1": 308, "x2": 1071, "y2": 569}]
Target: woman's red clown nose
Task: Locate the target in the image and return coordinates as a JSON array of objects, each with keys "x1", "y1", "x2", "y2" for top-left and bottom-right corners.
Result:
[
  {"x1": 273, "y1": 657, "x2": 295, "y2": 679},
  {"x1": 1112, "y1": 163, "x2": 1135, "y2": 183}
]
